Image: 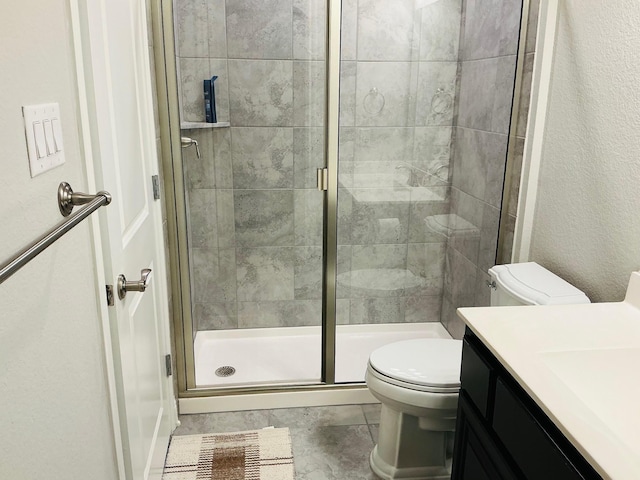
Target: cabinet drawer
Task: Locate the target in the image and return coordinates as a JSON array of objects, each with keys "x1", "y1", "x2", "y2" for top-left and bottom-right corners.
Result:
[
  {"x1": 460, "y1": 339, "x2": 492, "y2": 418},
  {"x1": 492, "y1": 378, "x2": 584, "y2": 480}
]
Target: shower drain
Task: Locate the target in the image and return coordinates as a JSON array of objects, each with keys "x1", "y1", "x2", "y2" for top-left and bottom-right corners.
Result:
[{"x1": 215, "y1": 365, "x2": 236, "y2": 377}]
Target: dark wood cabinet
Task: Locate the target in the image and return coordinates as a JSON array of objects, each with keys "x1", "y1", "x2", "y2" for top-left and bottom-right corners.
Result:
[{"x1": 451, "y1": 329, "x2": 602, "y2": 480}]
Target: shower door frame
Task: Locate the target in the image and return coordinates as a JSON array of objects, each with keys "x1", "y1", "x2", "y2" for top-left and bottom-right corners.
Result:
[
  {"x1": 151, "y1": 0, "x2": 532, "y2": 405},
  {"x1": 151, "y1": 0, "x2": 351, "y2": 399}
]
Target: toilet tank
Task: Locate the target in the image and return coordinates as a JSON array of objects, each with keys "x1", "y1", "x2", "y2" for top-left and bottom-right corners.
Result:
[{"x1": 488, "y1": 262, "x2": 591, "y2": 306}]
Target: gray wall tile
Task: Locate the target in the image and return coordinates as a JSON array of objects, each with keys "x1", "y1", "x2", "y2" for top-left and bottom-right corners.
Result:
[
  {"x1": 451, "y1": 127, "x2": 507, "y2": 208},
  {"x1": 350, "y1": 297, "x2": 404, "y2": 324},
  {"x1": 351, "y1": 244, "x2": 407, "y2": 271},
  {"x1": 406, "y1": 242, "x2": 446, "y2": 295},
  {"x1": 191, "y1": 247, "x2": 237, "y2": 303},
  {"x1": 340, "y1": 0, "x2": 358, "y2": 60},
  {"x1": 355, "y1": 127, "x2": 414, "y2": 164},
  {"x1": 225, "y1": 0, "x2": 293, "y2": 59},
  {"x1": 293, "y1": 61, "x2": 326, "y2": 126},
  {"x1": 448, "y1": 188, "x2": 483, "y2": 264},
  {"x1": 293, "y1": 0, "x2": 327, "y2": 60},
  {"x1": 412, "y1": 126, "x2": 453, "y2": 174},
  {"x1": 207, "y1": 0, "x2": 228, "y2": 58},
  {"x1": 294, "y1": 189, "x2": 323, "y2": 246},
  {"x1": 238, "y1": 300, "x2": 321, "y2": 327},
  {"x1": 231, "y1": 127, "x2": 294, "y2": 188},
  {"x1": 339, "y1": 61, "x2": 357, "y2": 126},
  {"x1": 216, "y1": 189, "x2": 236, "y2": 247},
  {"x1": 293, "y1": 127, "x2": 325, "y2": 188},
  {"x1": 418, "y1": 0, "x2": 462, "y2": 61},
  {"x1": 355, "y1": 62, "x2": 416, "y2": 126},
  {"x1": 195, "y1": 302, "x2": 238, "y2": 330},
  {"x1": 357, "y1": 0, "x2": 417, "y2": 61},
  {"x1": 408, "y1": 189, "x2": 452, "y2": 243},
  {"x1": 209, "y1": 59, "x2": 230, "y2": 122},
  {"x1": 179, "y1": 57, "x2": 210, "y2": 122},
  {"x1": 228, "y1": 60, "x2": 293, "y2": 126},
  {"x1": 234, "y1": 190, "x2": 294, "y2": 246},
  {"x1": 516, "y1": 53, "x2": 534, "y2": 137},
  {"x1": 183, "y1": 129, "x2": 216, "y2": 189},
  {"x1": 478, "y1": 202, "x2": 500, "y2": 273},
  {"x1": 404, "y1": 295, "x2": 442, "y2": 323},
  {"x1": 236, "y1": 247, "x2": 295, "y2": 300},
  {"x1": 415, "y1": 62, "x2": 458, "y2": 126},
  {"x1": 187, "y1": 189, "x2": 218, "y2": 248},
  {"x1": 295, "y1": 246, "x2": 323, "y2": 299},
  {"x1": 457, "y1": 58, "x2": 495, "y2": 131},
  {"x1": 175, "y1": 0, "x2": 209, "y2": 58},
  {"x1": 213, "y1": 129, "x2": 233, "y2": 188},
  {"x1": 350, "y1": 197, "x2": 410, "y2": 245},
  {"x1": 461, "y1": 0, "x2": 521, "y2": 60},
  {"x1": 491, "y1": 55, "x2": 517, "y2": 134}
]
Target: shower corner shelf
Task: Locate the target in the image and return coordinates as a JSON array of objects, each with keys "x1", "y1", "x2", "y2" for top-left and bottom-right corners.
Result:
[{"x1": 180, "y1": 121, "x2": 230, "y2": 130}]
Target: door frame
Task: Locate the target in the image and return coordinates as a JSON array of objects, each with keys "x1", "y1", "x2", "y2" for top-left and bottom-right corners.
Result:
[{"x1": 69, "y1": 0, "x2": 178, "y2": 478}]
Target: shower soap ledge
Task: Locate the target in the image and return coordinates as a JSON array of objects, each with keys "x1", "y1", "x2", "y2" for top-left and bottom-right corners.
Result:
[{"x1": 181, "y1": 121, "x2": 230, "y2": 129}]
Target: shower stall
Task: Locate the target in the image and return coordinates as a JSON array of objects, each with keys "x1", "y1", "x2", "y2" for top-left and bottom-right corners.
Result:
[{"x1": 153, "y1": 0, "x2": 529, "y2": 407}]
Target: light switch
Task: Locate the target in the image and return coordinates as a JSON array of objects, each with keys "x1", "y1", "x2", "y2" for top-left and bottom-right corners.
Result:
[
  {"x1": 33, "y1": 121, "x2": 47, "y2": 159},
  {"x1": 22, "y1": 103, "x2": 66, "y2": 178},
  {"x1": 51, "y1": 118, "x2": 63, "y2": 152},
  {"x1": 43, "y1": 119, "x2": 55, "y2": 155}
]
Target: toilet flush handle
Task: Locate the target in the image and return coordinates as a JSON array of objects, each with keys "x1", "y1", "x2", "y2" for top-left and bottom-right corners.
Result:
[{"x1": 486, "y1": 280, "x2": 497, "y2": 290}]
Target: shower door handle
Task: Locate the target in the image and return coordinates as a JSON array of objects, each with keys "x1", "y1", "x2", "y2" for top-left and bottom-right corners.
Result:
[{"x1": 117, "y1": 268, "x2": 152, "y2": 300}]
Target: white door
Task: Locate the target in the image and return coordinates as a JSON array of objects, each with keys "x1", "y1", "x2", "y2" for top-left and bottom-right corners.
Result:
[{"x1": 71, "y1": 0, "x2": 176, "y2": 478}]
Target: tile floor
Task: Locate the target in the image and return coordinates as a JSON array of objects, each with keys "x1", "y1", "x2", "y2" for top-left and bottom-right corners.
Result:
[{"x1": 173, "y1": 403, "x2": 382, "y2": 479}]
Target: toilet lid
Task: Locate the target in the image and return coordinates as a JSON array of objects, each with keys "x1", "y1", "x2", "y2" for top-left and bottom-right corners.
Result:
[{"x1": 369, "y1": 339, "x2": 463, "y2": 389}]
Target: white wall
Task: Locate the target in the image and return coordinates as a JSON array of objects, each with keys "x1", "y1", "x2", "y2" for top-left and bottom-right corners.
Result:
[
  {"x1": 0, "y1": 1, "x2": 118, "y2": 478},
  {"x1": 529, "y1": 0, "x2": 640, "y2": 302}
]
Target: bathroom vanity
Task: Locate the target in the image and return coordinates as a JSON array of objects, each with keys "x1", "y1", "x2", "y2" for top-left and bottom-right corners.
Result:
[
  {"x1": 452, "y1": 272, "x2": 640, "y2": 480},
  {"x1": 452, "y1": 329, "x2": 601, "y2": 479}
]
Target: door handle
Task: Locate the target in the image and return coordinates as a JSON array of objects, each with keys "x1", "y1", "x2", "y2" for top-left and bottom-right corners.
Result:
[{"x1": 117, "y1": 268, "x2": 152, "y2": 300}]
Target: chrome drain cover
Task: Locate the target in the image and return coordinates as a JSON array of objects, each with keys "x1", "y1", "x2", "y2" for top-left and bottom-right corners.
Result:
[{"x1": 215, "y1": 366, "x2": 236, "y2": 377}]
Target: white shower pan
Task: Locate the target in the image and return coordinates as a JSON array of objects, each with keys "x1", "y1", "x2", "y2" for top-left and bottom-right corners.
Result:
[{"x1": 194, "y1": 322, "x2": 451, "y2": 387}]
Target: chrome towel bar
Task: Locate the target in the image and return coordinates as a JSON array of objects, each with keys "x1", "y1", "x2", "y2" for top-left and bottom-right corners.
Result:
[{"x1": 0, "y1": 182, "x2": 111, "y2": 285}]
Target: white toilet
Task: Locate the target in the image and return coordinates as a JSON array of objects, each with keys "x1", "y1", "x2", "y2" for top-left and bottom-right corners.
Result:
[{"x1": 365, "y1": 262, "x2": 590, "y2": 480}]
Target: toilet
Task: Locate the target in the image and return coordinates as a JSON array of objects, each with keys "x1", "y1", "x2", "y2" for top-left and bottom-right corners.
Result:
[{"x1": 365, "y1": 262, "x2": 590, "y2": 479}]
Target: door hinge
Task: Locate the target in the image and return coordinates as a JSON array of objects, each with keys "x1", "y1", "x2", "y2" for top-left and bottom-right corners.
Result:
[
  {"x1": 152, "y1": 175, "x2": 161, "y2": 200},
  {"x1": 105, "y1": 285, "x2": 115, "y2": 306},
  {"x1": 316, "y1": 167, "x2": 328, "y2": 191},
  {"x1": 165, "y1": 354, "x2": 172, "y2": 377}
]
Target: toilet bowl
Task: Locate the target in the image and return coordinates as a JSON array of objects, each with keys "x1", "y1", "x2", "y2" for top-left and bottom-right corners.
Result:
[
  {"x1": 366, "y1": 339, "x2": 462, "y2": 480},
  {"x1": 366, "y1": 262, "x2": 590, "y2": 479}
]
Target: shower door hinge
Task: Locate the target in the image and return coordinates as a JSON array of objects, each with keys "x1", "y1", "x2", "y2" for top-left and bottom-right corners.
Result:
[
  {"x1": 316, "y1": 167, "x2": 328, "y2": 191},
  {"x1": 152, "y1": 175, "x2": 161, "y2": 200},
  {"x1": 165, "y1": 354, "x2": 172, "y2": 377}
]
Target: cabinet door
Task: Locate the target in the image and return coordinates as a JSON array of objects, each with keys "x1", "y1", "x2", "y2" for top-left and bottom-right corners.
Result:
[{"x1": 453, "y1": 393, "x2": 520, "y2": 480}]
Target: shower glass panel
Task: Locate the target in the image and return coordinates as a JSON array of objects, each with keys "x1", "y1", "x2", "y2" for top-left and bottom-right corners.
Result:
[
  {"x1": 174, "y1": 0, "x2": 327, "y2": 387},
  {"x1": 334, "y1": 0, "x2": 523, "y2": 382}
]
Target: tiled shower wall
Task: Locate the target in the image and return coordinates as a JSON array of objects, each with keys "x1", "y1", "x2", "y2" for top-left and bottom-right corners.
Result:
[
  {"x1": 334, "y1": 0, "x2": 462, "y2": 325},
  {"x1": 176, "y1": 0, "x2": 464, "y2": 331},
  {"x1": 442, "y1": 0, "x2": 537, "y2": 338}
]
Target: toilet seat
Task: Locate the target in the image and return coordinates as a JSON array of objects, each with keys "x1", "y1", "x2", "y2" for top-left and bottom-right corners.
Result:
[{"x1": 368, "y1": 339, "x2": 463, "y2": 394}]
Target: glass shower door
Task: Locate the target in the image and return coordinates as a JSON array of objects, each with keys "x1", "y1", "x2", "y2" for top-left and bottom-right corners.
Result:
[
  {"x1": 173, "y1": 0, "x2": 328, "y2": 388},
  {"x1": 333, "y1": 0, "x2": 460, "y2": 382}
]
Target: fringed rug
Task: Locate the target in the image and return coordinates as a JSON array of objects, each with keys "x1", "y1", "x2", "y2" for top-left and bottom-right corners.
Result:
[{"x1": 162, "y1": 427, "x2": 295, "y2": 480}]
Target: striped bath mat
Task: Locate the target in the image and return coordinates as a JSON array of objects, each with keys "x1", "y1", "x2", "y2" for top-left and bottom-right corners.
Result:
[{"x1": 162, "y1": 427, "x2": 295, "y2": 480}]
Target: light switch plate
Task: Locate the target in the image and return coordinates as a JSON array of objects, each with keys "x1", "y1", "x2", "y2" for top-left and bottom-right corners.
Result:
[{"x1": 23, "y1": 103, "x2": 65, "y2": 177}]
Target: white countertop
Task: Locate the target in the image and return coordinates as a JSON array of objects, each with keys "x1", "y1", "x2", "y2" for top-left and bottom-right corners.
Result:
[{"x1": 458, "y1": 271, "x2": 640, "y2": 480}]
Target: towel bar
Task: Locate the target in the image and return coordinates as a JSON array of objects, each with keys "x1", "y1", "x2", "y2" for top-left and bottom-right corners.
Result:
[{"x1": 0, "y1": 182, "x2": 111, "y2": 285}]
